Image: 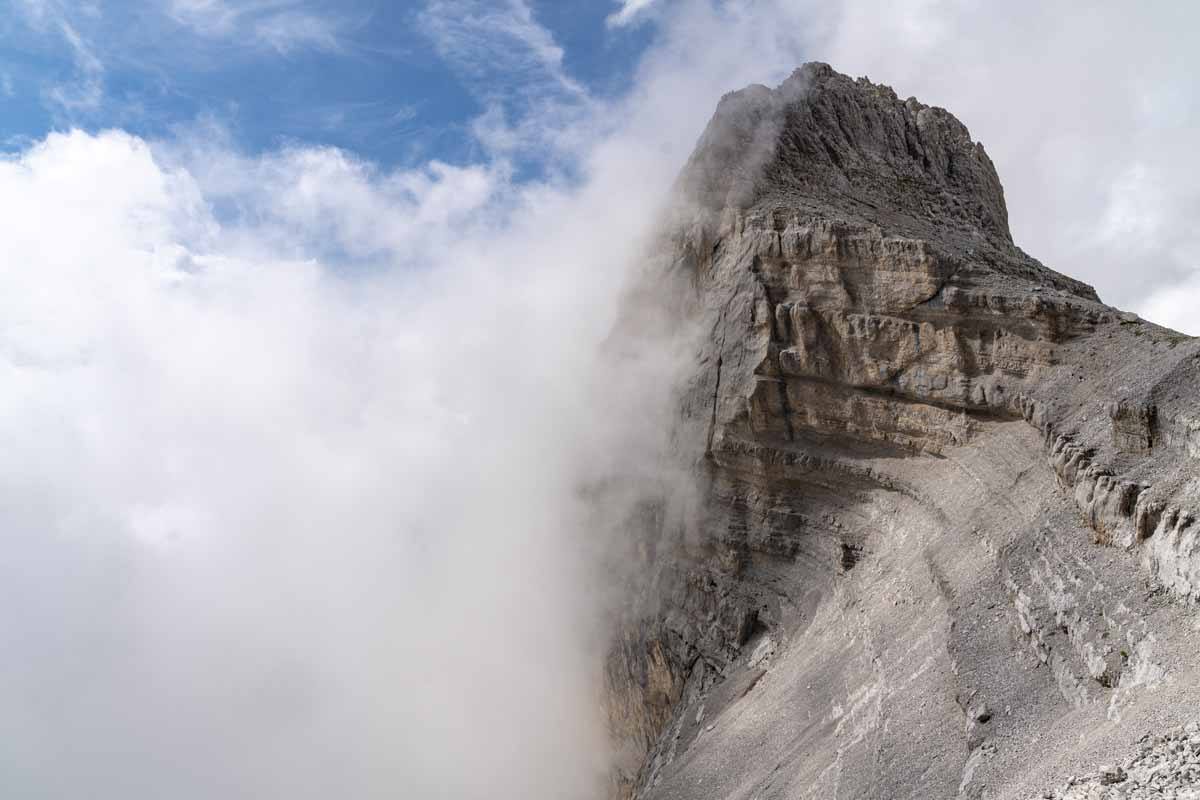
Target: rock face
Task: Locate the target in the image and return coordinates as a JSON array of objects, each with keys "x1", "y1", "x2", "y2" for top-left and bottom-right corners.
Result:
[{"x1": 604, "y1": 64, "x2": 1200, "y2": 800}]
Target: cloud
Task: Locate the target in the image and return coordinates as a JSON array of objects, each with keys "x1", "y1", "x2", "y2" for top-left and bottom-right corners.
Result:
[
  {"x1": 44, "y1": 18, "x2": 103, "y2": 111},
  {"x1": 0, "y1": 12, "x2": 726, "y2": 788},
  {"x1": 1138, "y1": 272, "x2": 1200, "y2": 335},
  {"x1": 1, "y1": 7, "x2": 822, "y2": 796},
  {"x1": 419, "y1": 0, "x2": 583, "y2": 94},
  {"x1": 418, "y1": 0, "x2": 593, "y2": 159},
  {"x1": 166, "y1": 0, "x2": 347, "y2": 54},
  {"x1": 0, "y1": 13, "x2": 852, "y2": 795},
  {"x1": 607, "y1": 0, "x2": 662, "y2": 28},
  {"x1": 291, "y1": 101, "x2": 423, "y2": 145},
  {"x1": 249, "y1": 9, "x2": 342, "y2": 54},
  {"x1": 0, "y1": 126, "x2": 614, "y2": 799},
  {"x1": 157, "y1": 130, "x2": 503, "y2": 264},
  {"x1": 10, "y1": 0, "x2": 56, "y2": 25},
  {"x1": 8, "y1": 1, "x2": 106, "y2": 113}
]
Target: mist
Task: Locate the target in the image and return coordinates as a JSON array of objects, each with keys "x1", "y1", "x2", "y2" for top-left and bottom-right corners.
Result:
[
  {"x1": 1, "y1": 2, "x2": 1196, "y2": 798},
  {"x1": 0, "y1": 9, "x2": 792, "y2": 797},
  {"x1": 0, "y1": 130, "x2": 654, "y2": 799}
]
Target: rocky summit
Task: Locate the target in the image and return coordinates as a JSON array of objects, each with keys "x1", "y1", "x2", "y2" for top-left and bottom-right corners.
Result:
[{"x1": 603, "y1": 64, "x2": 1200, "y2": 800}]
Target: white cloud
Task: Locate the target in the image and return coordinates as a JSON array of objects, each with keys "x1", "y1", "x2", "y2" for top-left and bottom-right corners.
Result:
[
  {"x1": 0, "y1": 26, "x2": 708, "y2": 789},
  {"x1": 45, "y1": 18, "x2": 103, "y2": 111},
  {"x1": 158, "y1": 134, "x2": 503, "y2": 263},
  {"x1": 0, "y1": 12, "x2": 850, "y2": 793},
  {"x1": 420, "y1": 0, "x2": 583, "y2": 94},
  {"x1": 0, "y1": 125, "x2": 617, "y2": 798},
  {"x1": 5, "y1": 9, "x2": 812, "y2": 796},
  {"x1": 1138, "y1": 271, "x2": 1200, "y2": 335},
  {"x1": 11, "y1": 0, "x2": 56, "y2": 25},
  {"x1": 419, "y1": 0, "x2": 593, "y2": 158},
  {"x1": 9, "y1": 1, "x2": 106, "y2": 113},
  {"x1": 250, "y1": 9, "x2": 342, "y2": 54},
  {"x1": 165, "y1": 0, "x2": 239, "y2": 30},
  {"x1": 607, "y1": 0, "x2": 662, "y2": 28},
  {"x1": 167, "y1": 0, "x2": 346, "y2": 54}
]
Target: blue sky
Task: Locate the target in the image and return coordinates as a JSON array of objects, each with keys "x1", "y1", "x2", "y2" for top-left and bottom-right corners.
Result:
[{"x1": 1, "y1": 0, "x2": 658, "y2": 170}]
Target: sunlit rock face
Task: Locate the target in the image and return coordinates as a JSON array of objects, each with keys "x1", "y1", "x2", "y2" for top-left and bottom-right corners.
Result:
[{"x1": 605, "y1": 63, "x2": 1200, "y2": 800}]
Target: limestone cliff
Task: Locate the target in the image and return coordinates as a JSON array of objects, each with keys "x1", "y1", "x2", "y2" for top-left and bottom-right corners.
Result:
[{"x1": 605, "y1": 64, "x2": 1200, "y2": 800}]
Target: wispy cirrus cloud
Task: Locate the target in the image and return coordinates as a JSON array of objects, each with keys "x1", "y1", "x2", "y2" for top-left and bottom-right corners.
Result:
[
  {"x1": 167, "y1": 0, "x2": 348, "y2": 54},
  {"x1": 607, "y1": 0, "x2": 662, "y2": 28},
  {"x1": 304, "y1": 100, "x2": 419, "y2": 134},
  {"x1": 7, "y1": 0, "x2": 105, "y2": 114},
  {"x1": 44, "y1": 16, "x2": 103, "y2": 111},
  {"x1": 418, "y1": 0, "x2": 593, "y2": 160},
  {"x1": 418, "y1": 0, "x2": 585, "y2": 98}
]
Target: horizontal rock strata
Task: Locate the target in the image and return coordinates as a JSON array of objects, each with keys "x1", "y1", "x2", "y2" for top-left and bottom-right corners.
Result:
[{"x1": 604, "y1": 63, "x2": 1200, "y2": 800}]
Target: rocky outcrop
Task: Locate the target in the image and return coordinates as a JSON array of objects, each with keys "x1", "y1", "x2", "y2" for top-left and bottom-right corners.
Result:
[
  {"x1": 604, "y1": 64, "x2": 1200, "y2": 800},
  {"x1": 1029, "y1": 722, "x2": 1200, "y2": 799}
]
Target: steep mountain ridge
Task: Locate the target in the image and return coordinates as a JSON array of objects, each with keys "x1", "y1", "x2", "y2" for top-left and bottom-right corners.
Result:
[{"x1": 604, "y1": 64, "x2": 1200, "y2": 800}]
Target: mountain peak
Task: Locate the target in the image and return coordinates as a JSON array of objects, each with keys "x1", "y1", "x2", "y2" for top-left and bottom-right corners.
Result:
[{"x1": 678, "y1": 62, "x2": 1012, "y2": 245}]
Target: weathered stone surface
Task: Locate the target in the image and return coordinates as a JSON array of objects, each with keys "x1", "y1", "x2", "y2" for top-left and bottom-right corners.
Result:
[
  {"x1": 1029, "y1": 723, "x2": 1200, "y2": 799},
  {"x1": 604, "y1": 64, "x2": 1200, "y2": 800},
  {"x1": 1109, "y1": 401, "x2": 1158, "y2": 454}
]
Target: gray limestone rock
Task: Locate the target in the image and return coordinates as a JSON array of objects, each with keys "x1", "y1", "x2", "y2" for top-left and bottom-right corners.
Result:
[{"x1": 602, "y1": 64, "x2": 1200, "y2": 800}]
